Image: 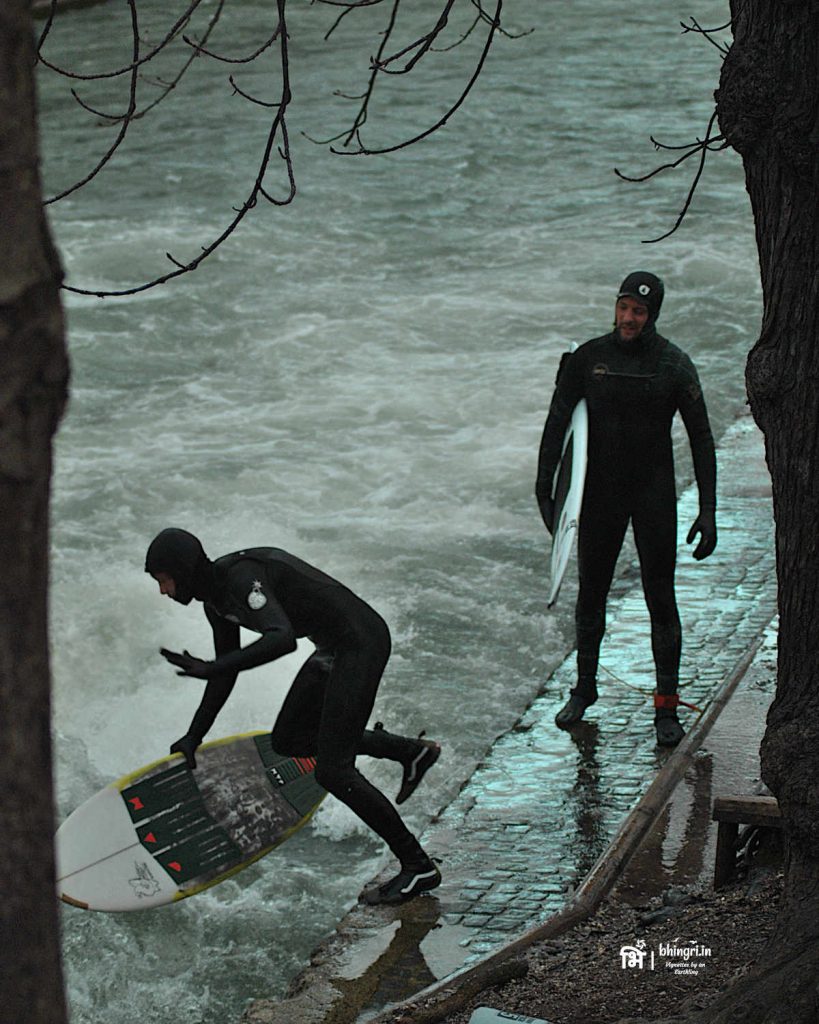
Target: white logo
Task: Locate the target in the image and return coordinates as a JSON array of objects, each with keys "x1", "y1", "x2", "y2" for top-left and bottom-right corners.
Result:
[
  {"x1": 619, "y1": 938, "x2": 713, "y2": 976},
  {"x1": 620, "y1": 941, "x2": 654, "y2": 970},
  {"x1": 638, "y1": 283, "x2": 651, "y2": 296},
  {"x1": 659, "y1": 940, "x2": 712, "y2": 976},
  {"x1": 247, "y1": 580, "x2": 268, "y2": 610}
]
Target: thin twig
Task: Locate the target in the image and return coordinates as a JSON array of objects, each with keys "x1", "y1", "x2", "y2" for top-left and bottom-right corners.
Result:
[
  {"x1": 44, "y1": 0, "x2": 141, "y2": 204},
  {"x1": 680, "y1": 16, "x2": 731, "y2": 56},
  {"x1": 304, "y1": 0, "x2": 401, "y2": 148},
  {"x1": 37, "y1": 0, "x2": 206, "y2": 81},
  {"x1": 333, "y1": 0, "x2": 502, "y2": 157},
  {"x1": 230, "y1": 75, "x2": 281, "y2": 108},
  {"x1": 182, "y1": 25, "x2": 281, "y2": 64},
  {"x1": 374, "y1": 0, "x2": 457, "y2": 75},
  {"x1": 614, "y1": 109, "x2": 727, "y2": 243},
  {"x1": 63, "y1": 0, "x2": 295, "y2": 297},
  {"x1": 315, "y1": 0, "x2": 385, "y2": 8}
]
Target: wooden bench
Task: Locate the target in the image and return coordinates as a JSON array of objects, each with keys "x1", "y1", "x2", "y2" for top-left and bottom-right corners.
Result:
[{"x1": 712, "y1": 795, "x2": 782, "y2": 888}]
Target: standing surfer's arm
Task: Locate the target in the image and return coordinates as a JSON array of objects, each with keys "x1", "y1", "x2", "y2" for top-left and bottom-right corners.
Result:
[
  {"x1": 678, "y1": 360, "x2": 717, "y2": 559},
  {"x1": 535, "y1": 352, "x2": 583, "y2": 531}
]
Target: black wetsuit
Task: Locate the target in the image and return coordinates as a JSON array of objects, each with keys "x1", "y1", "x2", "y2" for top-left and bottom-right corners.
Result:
[
  {"x1": 535, "y1": 325, "x2": 716, "y2": 699},
  {"x1": 183, "y1": 548, "x2": 424, "y2": 863}
]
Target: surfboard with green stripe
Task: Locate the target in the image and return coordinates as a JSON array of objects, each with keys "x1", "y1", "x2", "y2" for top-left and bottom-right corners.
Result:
[{"x1": 56, "y1": 731, "x2": 325, "y2": 911}]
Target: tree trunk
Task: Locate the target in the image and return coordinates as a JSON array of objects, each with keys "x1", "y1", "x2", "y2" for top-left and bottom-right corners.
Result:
[
  {"x1": 617, "y1": 6, "x2": 819, "y2": 1023},
  {"x1": 617, "y1": 5, "x2": 819, "y2": 1022},
  {"x1": 0, "y1": 3, "x2": 69, "y2": 1022}
]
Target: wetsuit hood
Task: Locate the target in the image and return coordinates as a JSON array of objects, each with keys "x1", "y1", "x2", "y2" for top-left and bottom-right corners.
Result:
[
  {"x1": 145, "y1": 528, "x2": 214, "y2": 605},
  {"x1": 617, "y1": 271, "x2": 664, "y2": 323}
]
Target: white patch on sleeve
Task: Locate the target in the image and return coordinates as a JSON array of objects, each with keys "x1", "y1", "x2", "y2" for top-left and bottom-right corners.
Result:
[{"x1": 247, "y1": 580, "x2": 268, "y2": 610}]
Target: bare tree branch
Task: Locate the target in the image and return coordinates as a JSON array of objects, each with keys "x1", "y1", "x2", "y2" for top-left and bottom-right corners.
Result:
[
  {"x1": 37, "y1": 0, "x2": 207, "y2": 80},
  {"x1": 63, "y1": 0, "x2": 231, "y2": 125},
  {"x1": 43, "y1": 0, "x2": 511, "y2": 294},
  {"x1": 62, "y1": 0, "x2": 295, "y2": 297},
  {"x1": 612, "y1": 12, "x2": 733, "y2": 244},
  {"x1": 131, "y1": 0, "x2": 229, "y2": 121},
  {"x1": 331, "y1": 0, "x2": 503, "y2": 157},
  {"x1": 374, "y1": 0, "x2": 457, "y2": 75},
  {"x1": 680, "y1": 16, "x2": 731, "y2": 56},
  {"x1": 614, "y1": 109, "x2": 728, "y2": 243},
  {"x1": 43, "y1": 0, "x2": 140, "y2": 204},
  {"x1": 315, "y1": 0, "x2": 386, "y2": 9},
  {"x1": 314, "y1": 0, "x2": 401, "y2": 148},
  {"x1": 229, "y1": 75, "x2": 281, "y2": 108},
  {"x1": 182, "y1": 23, "x2": 281, "y2": 64}
]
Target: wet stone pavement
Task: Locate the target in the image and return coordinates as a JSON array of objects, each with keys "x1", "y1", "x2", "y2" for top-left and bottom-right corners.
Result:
[{"x1": 244, "y1": 413, "x2": 776, "y2": 1024}]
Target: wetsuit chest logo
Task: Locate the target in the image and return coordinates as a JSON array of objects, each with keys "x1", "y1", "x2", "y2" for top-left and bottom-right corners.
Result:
[
  {"x1": 592, "y1": 362, "x2": 658, "y2": 385},
  {"x1": 247, "y1": 580, "x2": 268, "y2": 610}
]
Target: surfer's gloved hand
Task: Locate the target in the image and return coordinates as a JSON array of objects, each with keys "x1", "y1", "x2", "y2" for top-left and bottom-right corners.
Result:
[
  {"x1": 170, "y1": 734, "x2": 200, "y2": 769},
  {"x1": 160, "y1": 647, "x2": 214, "y2": 679},
  {"x1": 686, "y1": 510, "x2": 717, "y2": 560}
]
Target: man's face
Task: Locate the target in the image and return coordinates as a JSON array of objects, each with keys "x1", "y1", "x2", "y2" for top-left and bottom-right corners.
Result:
[
  {"x1": 153, "y1": 571, "x2": 177, "y2": 599},
  {"x1": 615, "y1": 295, "x2": 650, "y2": 341}
]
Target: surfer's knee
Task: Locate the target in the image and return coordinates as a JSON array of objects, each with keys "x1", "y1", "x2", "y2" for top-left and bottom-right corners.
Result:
[
  {"x1": 269, "y1": 727, "x2": 297, "y2": 754},
  {"x1": 644, "y1": 582, "x2": 678, "y2": 623},
  {"x1": 314, "y1": 759, "x2": 358, "y2": 796}
]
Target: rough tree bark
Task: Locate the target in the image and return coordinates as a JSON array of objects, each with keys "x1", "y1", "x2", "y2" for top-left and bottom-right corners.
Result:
[
  {"x1": 607, "y1": 4, "x2": 819, "y2": 1023},
  {"x1": 0, "y1": 2, "x2": 69, "y2": 1022},
  {"x1": 618, "y1": 5, "x2": 819, "y2": 1023},
  {"x1": 720, "y1": 0, "x2": 819, "y2": 1012}
]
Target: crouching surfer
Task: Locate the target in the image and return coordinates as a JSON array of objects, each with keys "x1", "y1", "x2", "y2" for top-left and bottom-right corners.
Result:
[
  {"x1": 145, "y1": 528, "x2": 441, "y2": 905},
  {"x1": 535, "y1": 271, "x2": 718, "y2": 747}
]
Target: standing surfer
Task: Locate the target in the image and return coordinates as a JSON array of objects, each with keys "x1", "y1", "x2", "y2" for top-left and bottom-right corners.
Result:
[
  {"x1": 535, "y1": 272, "x2": 717, "y2": 746},
  {"x1": 145, "y1": 528, "x2": 442, "y2": 904}
]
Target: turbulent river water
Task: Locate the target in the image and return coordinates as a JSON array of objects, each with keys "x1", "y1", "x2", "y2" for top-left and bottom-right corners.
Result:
[{"x1": 37, "y1": 2, "x2": 759, "y2": 1021}]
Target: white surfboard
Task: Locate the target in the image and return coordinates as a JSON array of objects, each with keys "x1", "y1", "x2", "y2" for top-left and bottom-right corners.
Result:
[
  {"x1": 547, "y1": 397, "x2": 588, "y2": 607},
  {"x1": 469, "y1": 1008, "x2": 554, "y2": 1024},
  {"x1": 56, "y1": 731, "x2": 325, "y2": 912}
]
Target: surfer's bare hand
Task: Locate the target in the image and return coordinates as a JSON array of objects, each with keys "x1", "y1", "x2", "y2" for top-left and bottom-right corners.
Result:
[
  {"x1": 170, "y1": 734, "x2": 199, "y2": 769},
  {"x1": 160, "y1": 647, "x2": 213, "y2": 679},
  {"x1": 686, "y1": 511, "x2": 717, "y2": 561}
]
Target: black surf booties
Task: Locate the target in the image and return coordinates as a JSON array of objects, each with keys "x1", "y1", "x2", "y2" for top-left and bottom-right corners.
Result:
[
  {"x1": 361, "y1": 858, "x2": 442, "y2": 906},
  {"x1": 396, "y1": 734, "x2": 441, "y2": 805},
  {"x1": 555, "y1": 692, "x2": 596, "y2": 729},
  {"x1": 655, "y1": 710, "x2": 685, "y2": 747}
]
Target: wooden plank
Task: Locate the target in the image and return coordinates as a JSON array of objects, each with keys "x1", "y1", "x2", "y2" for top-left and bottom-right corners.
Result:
[{"x1": 712, "y1": 795, "x2": 781, "y2": 827}]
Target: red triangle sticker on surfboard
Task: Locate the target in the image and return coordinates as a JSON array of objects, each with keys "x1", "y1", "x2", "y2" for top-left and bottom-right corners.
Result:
[{"x1": 145, "y1": 832, "x2": 156, "y2": 844}]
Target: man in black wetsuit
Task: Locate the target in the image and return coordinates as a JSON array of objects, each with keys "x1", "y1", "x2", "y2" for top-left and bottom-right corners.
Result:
[
  {"x1": 144, "y1": 528, "x2": 442, "y2": 905},
  {"x1": 535, "y1": 271, "x2": 717, "y2": 747}
]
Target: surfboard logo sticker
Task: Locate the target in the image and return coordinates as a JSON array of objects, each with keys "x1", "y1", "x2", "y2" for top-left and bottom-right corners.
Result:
[
  {"x1": 247, "y1": 580, "x2": 268, "y2": 610},
  {"x1": 129, "y1": 862, "x2": 162, "y2": 899}
]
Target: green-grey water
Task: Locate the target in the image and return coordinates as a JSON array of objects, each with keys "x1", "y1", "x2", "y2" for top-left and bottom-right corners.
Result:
[{"x1": 39, "y1": 3, "x2": 758, "y2": 1021}]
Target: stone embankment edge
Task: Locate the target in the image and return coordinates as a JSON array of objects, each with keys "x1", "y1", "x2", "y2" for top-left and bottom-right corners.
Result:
[{"x1": 367, "y1": 620, "x2": 776, "y2": 1024}]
